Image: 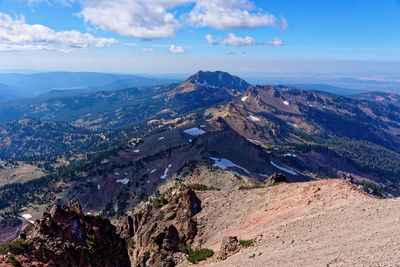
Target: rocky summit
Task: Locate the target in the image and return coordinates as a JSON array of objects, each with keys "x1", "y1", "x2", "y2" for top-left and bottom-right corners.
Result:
[{"x1": 0, "y1": 200, "x2": 130, "y2": 267}]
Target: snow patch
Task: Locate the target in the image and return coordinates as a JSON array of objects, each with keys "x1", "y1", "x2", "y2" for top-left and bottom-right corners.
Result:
[
  {"x1": 151, "y1": 169, "x2": 157, "y2": 173},
  {"x1": 270, "y1": 161, "x2": 298, "y2": 175},
  {"x1": 201, "y1": 80, "x2": 218, "y2": 88},
  {"x1": 160, "y1": 165, "x2": 172, "y2": 179},
  {"x1": 200, "y1": 125, "x2": 206, "y2": 128},
  {"x1": 284, "y1": 153, "x2": 297, "y2": 158},
  {"x1": 133, "y1": 149, "x2": 140, "y2": 153},
  {"x1": 183, "y1": 127, "x2": 206, "y2": 136},
  {"x1": 241, "y1": 96, "x2": 248, "y2": 102},
  {"x1": 210, "y1": 157, "x2": 250, "y2": 175},
  {"x1": 28, "y1": 220, "x2": 34, "y2": 224},
  {"x1": 97, "y1": 184, "x2": 101, "y2": 190},
  {"x1": 22, "y1": 214, "x2": 32, "y2": 220},
  {"x1": 247, "y1": 138, "x2": 260, "y2": 144},
  {"x1": 247, "y1": 115, "x2": 261, "y2": 122},
  {"x1": 147, "y1": 180, "x2": 150, "y2": 184},
  {"x1": 259, "y1": 174, "x2": 270, "y2": 178},
  {"x1": 114, "y1": 172, "x2": 120, "y2": 176},
  {"x1": 116, "y1": 178, "x2": 129, "y2": 185},
  {"x1": 283, "y1": 100, "x2": 289, "y2": 106},
  {"x1": 158, "y1": 137, "x2": 165, "y2": 140}
]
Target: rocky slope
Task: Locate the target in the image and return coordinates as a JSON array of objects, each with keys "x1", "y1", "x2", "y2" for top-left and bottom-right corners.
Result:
[
  {"x1": 0, "y1": 201, "x2": 130, "y2": 266},
  {"x1": 1, "y1": 178, "x2": 400, "y2": 266},
  {"x1": 207, "y1": 84, "x2": 400, "y2": 189},
  {"x1": 190, "y1": 179, "x2": 400, "y2": 266}
]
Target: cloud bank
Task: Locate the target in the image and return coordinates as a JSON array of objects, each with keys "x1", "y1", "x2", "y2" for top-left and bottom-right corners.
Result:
[
  {"x1": 0, "y1": 12, "x2": 117, "y2": 52},
  {"x1": 206, "y1": 33, "x2": 285, "y2": 46},
  {"x1": 26, "y1": 0, "x2": 288, "y2": 40}
]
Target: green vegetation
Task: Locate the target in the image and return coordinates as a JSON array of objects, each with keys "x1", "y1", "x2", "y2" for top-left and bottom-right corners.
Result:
[
  {"x1": 239, "y1": 239, "x2": 254, "y2": 247},
  {"x1": 178, "y1": 243, "x2": 191, "y2": 254},
  {"x1": 238, "y1": 185, "x2": 264, "y2": 190},
  {"x1": 158, "y1": 213, "x2": 165, "y2": 221},
  {"x1": 186, "y1": 184, "x2": 221, "y2": 191},
  {"x1": 266, "y1": 181, "x2": 286, "y2": 187},
  {"x1": 179, "y1": 243, "x2": 214, "y2": 263},
  {"x1": 126, "y1": 237, "x2": 133, "y2": 248},
  {"x1": 152, "y1": 194, "x2": 168, "y2": 209},
  {"x1": 86, "y1": 234, "x2": 96, "y2": 249},
  {"x1": 7, "y1": 255, "x2": 22, "y2": 267},
  {"x1": 0, "y1": 239, "x2": 28, "y2": 255},
  {"x1": 187, "y1": 248, "x2": 214, "y2": 263}
]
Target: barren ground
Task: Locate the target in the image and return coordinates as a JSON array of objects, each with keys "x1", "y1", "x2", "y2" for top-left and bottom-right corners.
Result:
[{"x1": 185, "y1": 179, "x2": 400, "y2": 266}]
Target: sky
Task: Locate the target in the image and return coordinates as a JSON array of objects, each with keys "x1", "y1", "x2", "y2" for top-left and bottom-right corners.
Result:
[{"x1": 0, "y1": 0, "x2": 399, "y2": 78}]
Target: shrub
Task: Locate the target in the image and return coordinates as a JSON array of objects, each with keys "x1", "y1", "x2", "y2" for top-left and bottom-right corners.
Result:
[
  {"x1": 238, "y1": 185, "x2": 264, "y2": 190},
  {"x1": 86, "y1": 234, "x2": 96, "y2": 249},
  {"x1": 186, "y1": 184, "x2": 221, "y2": 191},
  {"x1": 178, "y1": 243, "x2": 191, "y2": 254},
  {"x1": 0, "y1": 239, "x2": 28, "y2": 255},
  {"x1": 158, "y1": 213, "x2": 164, "y2": 221},
  {"x1": 178, "y1": 244, "x2": 214, "y2": 263},
  {"x1": 152, "y1": 198, "x2": 160, "y2": 209},
  {"x1": 187, "y1": 248, "x2": 214, "y2": 263},
  {"x1": 126, "y1": 237, "x2": 133, "y2": 248},
  {"x1": 239, "y1": 239, "x2": 254, "y2": 247},
  {"x1": 7, "y1": 255, "x2": 22, "y2": 267}
]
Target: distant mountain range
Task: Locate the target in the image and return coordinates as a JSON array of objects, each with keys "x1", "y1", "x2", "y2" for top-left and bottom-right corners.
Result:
[
  {"x1": 0, "y1": 72, "x2": 178, "y2": 100},
  {"x1": 1, "y1": 70, "x2": 400, "y2": 266},
  {"x1": 0, "y1": 71, "x2": 248, "y2": 128},
  {"x1": 1, "y1": 70, "x2": 400, "y2": 242}
]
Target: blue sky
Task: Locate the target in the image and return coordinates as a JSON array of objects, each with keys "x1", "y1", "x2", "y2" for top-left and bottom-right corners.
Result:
[{"x1": 0, "y1": 0, "x2": 399, "y2": 78}]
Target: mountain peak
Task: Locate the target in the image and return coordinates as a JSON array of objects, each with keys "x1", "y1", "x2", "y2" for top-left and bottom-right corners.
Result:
[{"x1": 184, "y1": 70, "x2": 250, "y2": 91}]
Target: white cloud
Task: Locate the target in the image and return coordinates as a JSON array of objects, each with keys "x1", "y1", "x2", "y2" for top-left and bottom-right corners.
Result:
[
  {"x1": 78, "y1": 0, "x2": 189, "y2": 40},
  {"x1": 20, "y1": 0, "x2": 288, "y2": 41},
  {"x1": 57, "y1": 0, "x2": 286, "y2": 40},
  {"x1": 189, "y1": 0, "x2": 288, "y2": 30},
  {"x1": 265, "y1": 36, "x2": 285, "y2": 46},
  {"x1": 141, "y1": 47, "x2": 155, "y2": 52},
  {"x1": 0, "y1": 12, "x2": 116, "y2": 52},
  {"x1": 169, "y1": 44, "x2": 185, "y2": 53},
  {"x1": 206, "y1": 33, "x2": 285, "y2": 47},
  {"x1": 25, "y1": 0, "x2": 77, "y2": 7}
]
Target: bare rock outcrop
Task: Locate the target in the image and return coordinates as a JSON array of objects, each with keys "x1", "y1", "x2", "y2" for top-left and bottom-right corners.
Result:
[
  {"x1": 0, "y1": 200, "x2": 130, "y2": 267},
  {"x1": 263, "y1": 172, "x2": 288, "y2": 187},
  {"x1": 218, "y1": 236, "x2": 241, "y2": 260},
  {"x1": 118, "y1": 187, "x2": 201, "y2": 267}
]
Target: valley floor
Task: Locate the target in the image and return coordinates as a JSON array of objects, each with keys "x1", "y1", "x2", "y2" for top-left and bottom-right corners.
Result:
[{"x1": 187, "y1": 179, "x2": 400, "y2": 266}]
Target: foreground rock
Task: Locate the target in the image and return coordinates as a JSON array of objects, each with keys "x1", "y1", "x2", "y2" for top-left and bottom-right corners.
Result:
[
  {"x1": 218, "y1": 236, "x2": 241, "y2": 260},
  {"x1": 263, "y1": 172, "x2": 288, "y2": 187},
  {"x1": 0, "y1": 200, "x2": 130, "y2": 267},
  {"x1": 118, "y1": 187, "x2": 202, "y2": 267}
]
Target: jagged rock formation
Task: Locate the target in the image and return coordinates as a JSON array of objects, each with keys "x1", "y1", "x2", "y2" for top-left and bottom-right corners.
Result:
[
  {"x1": 263, "y1": 173, "x2": 288, "y2": 186},
  {"x1": 118, "y1": 187, "x2": 201, "y2": 267},
  {"x1": 218, "y1": 236, "x2": 241, "y2": 260},
  {"x1": 0, "y1": 200, "x2": 130, "y2": 267}
]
